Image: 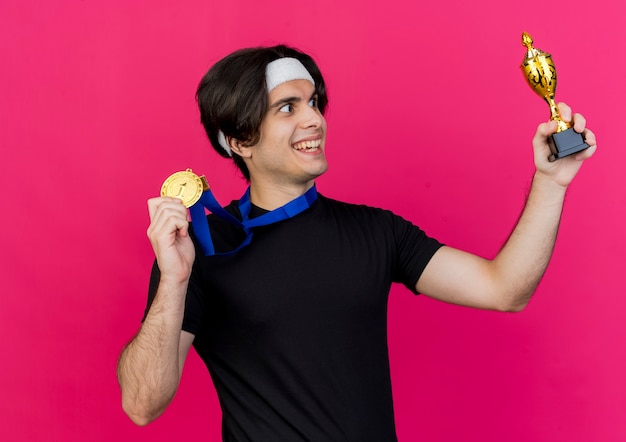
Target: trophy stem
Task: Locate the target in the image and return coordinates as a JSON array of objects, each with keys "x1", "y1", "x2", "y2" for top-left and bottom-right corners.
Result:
[{"x1": 545, "y1": 95, "x2": 570, "y2": 133}]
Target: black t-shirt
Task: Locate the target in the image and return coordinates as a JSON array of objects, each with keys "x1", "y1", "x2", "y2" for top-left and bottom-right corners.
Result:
[{"x1": 147, "y1": 194, "x2": 442, "y2": 441}]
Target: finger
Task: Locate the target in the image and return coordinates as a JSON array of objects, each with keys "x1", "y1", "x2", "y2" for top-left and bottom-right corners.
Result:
[
  {"x1": 150, "y1": 204, "x2": 188, "y2": 233},
  {"x1": 575, "y1": 142, "x2": 597, "y2": 161},
  {"x1": 147, "y1": 197, "x2": 164, "y2": 221},
  {"x1": 147, "y1": 201, "x2": 189, "y2": 240},
  {"x1": 148, "y1": 197, "x2": 185, "y2": 222},
  {"x1": 571, "y1": 127, "x2": 597, "y2": 161},
  {"x1": 557, "y1": 102, "x2": 572, "y2": 123},
  {"x1": 147, "y1": 212, "x2": 190, "y2": 247},
  {"x1": 572, "y1": 112, "x2": 587, "y2": 133},
  {"x1": 583, "y1": 128, "x2": 597, "y2": 146},
  {"x1": 534, "y1": 120, "x2": 557, "y2": 141}
]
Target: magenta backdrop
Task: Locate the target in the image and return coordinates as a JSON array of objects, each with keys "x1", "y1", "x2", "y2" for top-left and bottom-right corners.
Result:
[{"x1": 1, "y1": 0, "x2": 624, "y2": 440}]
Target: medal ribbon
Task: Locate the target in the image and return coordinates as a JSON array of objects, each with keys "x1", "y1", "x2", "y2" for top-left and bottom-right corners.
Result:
[{"x1": 188, "y1": 185, "x2": 318, "y2": 256}]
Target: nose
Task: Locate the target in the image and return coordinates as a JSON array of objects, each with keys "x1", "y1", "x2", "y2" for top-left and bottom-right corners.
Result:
[{"x1": 300, "y1": 104, "x2": 324, "y2": 129}]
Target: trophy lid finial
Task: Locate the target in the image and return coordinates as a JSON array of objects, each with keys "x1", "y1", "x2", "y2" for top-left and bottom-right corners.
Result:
[
  {"x1": 521, "y1": 32, "x2": 541, "y2": 58},
  {"x1": 521, "y1": 32, "x2": 534, "y2": 49}
]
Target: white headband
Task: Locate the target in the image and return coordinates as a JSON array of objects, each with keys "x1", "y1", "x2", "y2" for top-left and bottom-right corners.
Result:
[
  {"x1": 217, "y1": 57, "x2": 315, "y2": 156},
  {"x1": 265, "y1": 57, "x2": 315, "y2": 92}
]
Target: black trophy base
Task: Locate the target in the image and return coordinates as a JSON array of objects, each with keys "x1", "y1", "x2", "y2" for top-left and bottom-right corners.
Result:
[{"x1": 548, "y1": 127, "x2": 589, "y2": 162}]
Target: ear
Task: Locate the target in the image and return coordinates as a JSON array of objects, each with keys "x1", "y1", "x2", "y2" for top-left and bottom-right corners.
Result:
[{"x1": 227, "y1": 137, "x2": 252, "y2": 158}]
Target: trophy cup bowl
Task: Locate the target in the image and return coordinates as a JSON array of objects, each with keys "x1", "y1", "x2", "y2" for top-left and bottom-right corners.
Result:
[{"x1": 521, "y1": 32, "x2": 589, "y2": 162}]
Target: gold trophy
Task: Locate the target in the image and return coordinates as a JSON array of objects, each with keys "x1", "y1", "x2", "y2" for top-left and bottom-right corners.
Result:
[{"x1": 521, "y1": 32, "x2": 589, "y2": 161}]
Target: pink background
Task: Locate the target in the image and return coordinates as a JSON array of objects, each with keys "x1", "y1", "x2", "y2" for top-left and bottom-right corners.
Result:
[{"x1": 1, "y1": 0, "x2": 624, "y2": 440}]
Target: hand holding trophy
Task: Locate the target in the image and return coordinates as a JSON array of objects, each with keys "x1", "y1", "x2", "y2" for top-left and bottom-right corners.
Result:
[{"x1": 521, "y1": 32, "x2": 589, "y2": 162}]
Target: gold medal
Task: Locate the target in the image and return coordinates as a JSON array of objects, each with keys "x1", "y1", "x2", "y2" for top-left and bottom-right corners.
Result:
[{"x1": 160, "y1": 168, "x2": 209, "y2": 208}]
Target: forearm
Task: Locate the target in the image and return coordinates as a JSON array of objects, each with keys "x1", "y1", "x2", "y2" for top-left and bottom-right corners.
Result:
[
  {"x1": 491, "y1": 171, "x2": 567, "y2": 310},
  {"x1": 419, "y1": 107, "x2": 594, "y2": 311},
  {"x1": 117, "y1": 279, "x2": 188, "y2": 425}
]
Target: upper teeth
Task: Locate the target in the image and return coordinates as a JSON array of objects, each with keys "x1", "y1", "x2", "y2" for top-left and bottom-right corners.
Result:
[{"x1": 293, "y1": 139, "x2": 321, "y2": 150}]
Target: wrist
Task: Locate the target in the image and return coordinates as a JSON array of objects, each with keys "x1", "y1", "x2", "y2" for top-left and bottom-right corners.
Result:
[
  {"x1": 154, "y1": 256, "x2": 193, "y2": 286},
  {"x1": 146, "y1": 277, "x2": 189, "y2": 318},
  {"x1": 529, "y1": 171, "x2": 568, "y2": 207},
  {"x1": 158, "y1": 274, "x2": 190, "y2": 291},
  {"x1": 533, "y1": 169, "x2": 569, "y2": 192}
]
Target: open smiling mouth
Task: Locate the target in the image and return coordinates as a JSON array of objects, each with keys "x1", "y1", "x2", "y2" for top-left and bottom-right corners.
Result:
[{"x1": 293, "y1": 139, "x2": 322, "y2": 152}]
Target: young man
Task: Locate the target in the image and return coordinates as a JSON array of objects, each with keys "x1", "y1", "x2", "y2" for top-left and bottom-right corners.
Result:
[{"x1": 117, "y1": 45, "x2": 596, "y2": 441}]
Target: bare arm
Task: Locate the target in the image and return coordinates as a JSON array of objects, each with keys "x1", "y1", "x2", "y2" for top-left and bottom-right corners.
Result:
[
  {"x1": 417, "y1": 103, "x2": 597, "y2": 311},
  {"x1": 117, "y1": 197, "x2": 196, "y2": 425}
]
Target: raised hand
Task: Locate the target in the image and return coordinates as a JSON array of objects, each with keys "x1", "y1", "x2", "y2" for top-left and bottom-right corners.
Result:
[
  {"x1": 147, "y1": 197, "x2": 196, "y2": 284},
  {"x1": 532, "y1": 102, "x2": 597, "y2": 188}
]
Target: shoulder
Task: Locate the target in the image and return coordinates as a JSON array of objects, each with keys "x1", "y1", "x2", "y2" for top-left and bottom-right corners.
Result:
[
  {"x1": 318, "y1": 194, "x2": 389, "y2": 213},
  {"x1": 317, "y1": 195, "x2": 441, "y2": 253},
  {"x1": 317, "y1": 194, "x2": 406, "y2": 225}
]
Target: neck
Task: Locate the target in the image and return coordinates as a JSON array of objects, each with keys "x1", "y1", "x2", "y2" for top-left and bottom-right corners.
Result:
[{"x1": 248, "y1": 180, "x2": 315, "y2": 211}]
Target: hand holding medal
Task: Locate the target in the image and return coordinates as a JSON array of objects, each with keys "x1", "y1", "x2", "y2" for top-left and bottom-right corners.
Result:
[
  {"x1": 159, "y1": 168, "x2": 242, "y2": 256},
  {"x1": 159, "y1": 168, "x2": 318, "y2": 257}
]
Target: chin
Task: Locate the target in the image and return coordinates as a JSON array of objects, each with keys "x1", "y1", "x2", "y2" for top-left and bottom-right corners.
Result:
[{"x1": 309, "y1": 163, "x2": 329, "y2": 179}]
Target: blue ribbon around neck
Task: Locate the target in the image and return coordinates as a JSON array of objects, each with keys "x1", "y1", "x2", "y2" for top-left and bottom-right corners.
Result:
[{"x1": 188, "y1": 185, "x2": 318, "y2": 256}]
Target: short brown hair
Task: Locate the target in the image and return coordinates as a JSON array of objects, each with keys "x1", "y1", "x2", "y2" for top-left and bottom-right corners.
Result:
[{"x1": 196, "y1": 45, "x2": 328, "y2": 181}]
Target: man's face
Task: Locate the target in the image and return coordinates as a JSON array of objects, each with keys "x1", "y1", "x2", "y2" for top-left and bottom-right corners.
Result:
[{"x1": 245, "y1": 79, "x2": 327, "y2": 188}]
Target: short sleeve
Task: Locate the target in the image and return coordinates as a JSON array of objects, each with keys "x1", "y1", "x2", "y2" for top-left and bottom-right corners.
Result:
[
  {"x1": 390, "y1": 214, "x2": 443, "y2": 294},
  {"x1": 142, "y1": 258, "x2": 205, "y2": 336}
]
